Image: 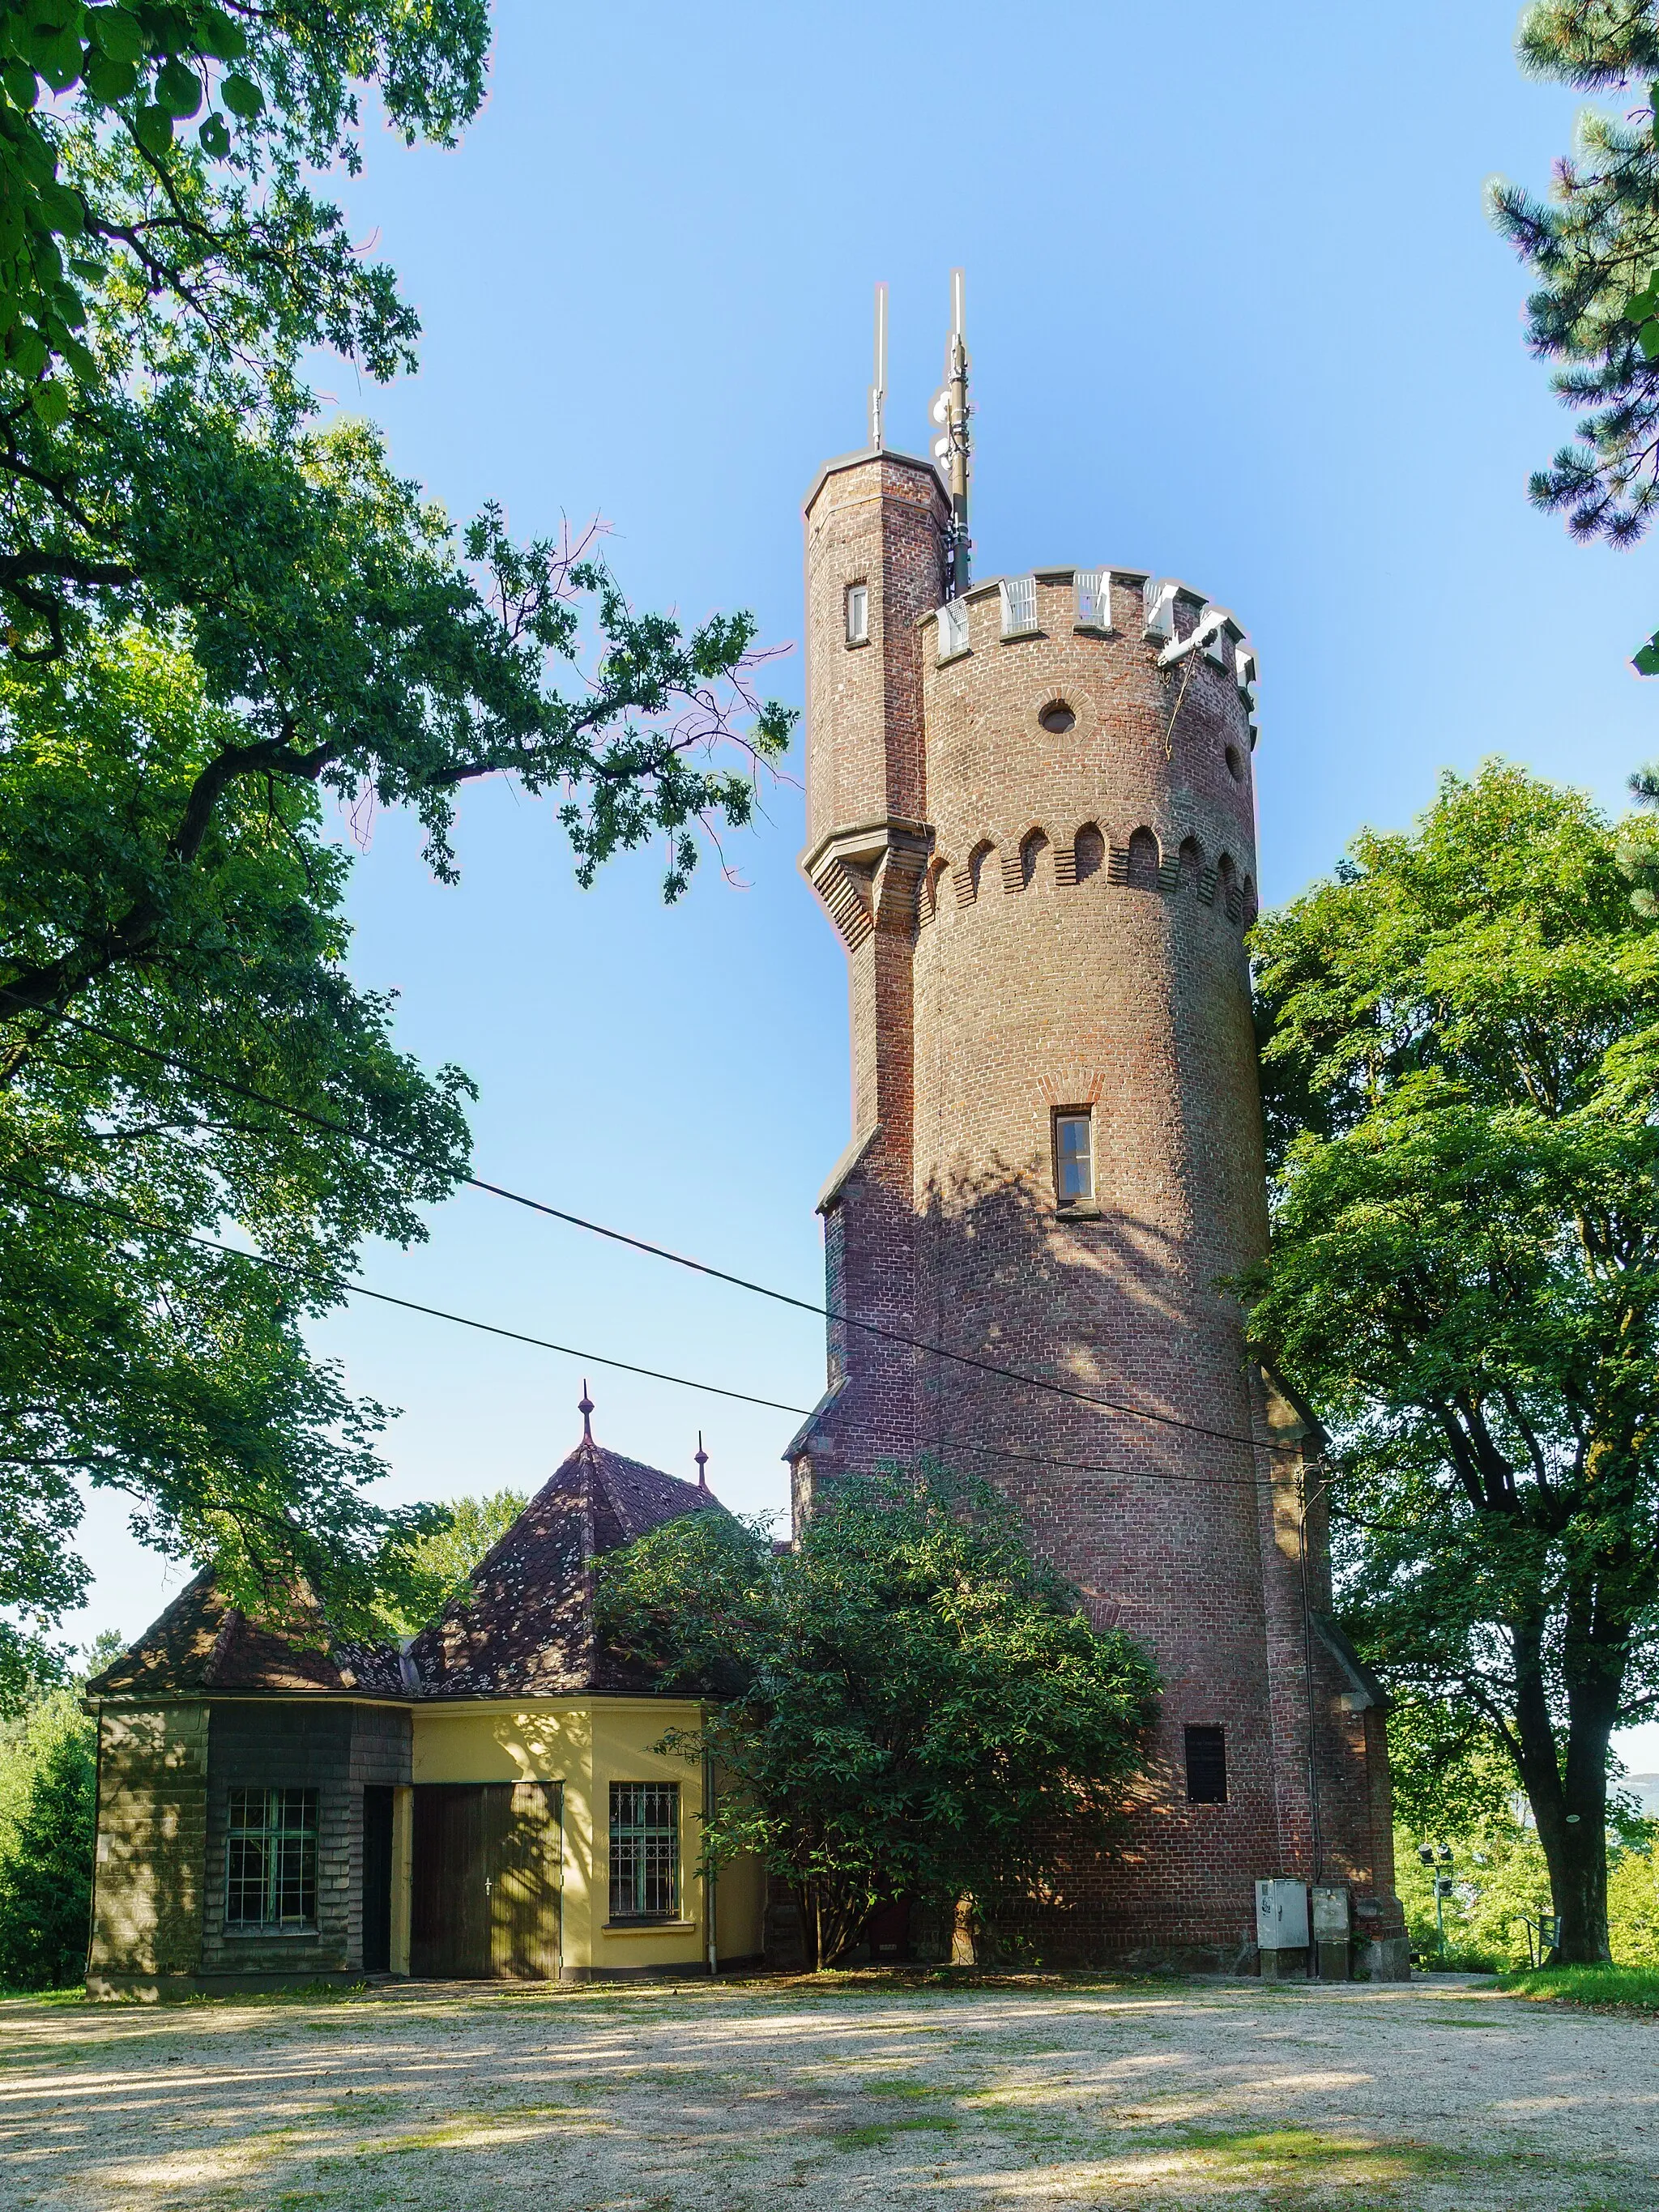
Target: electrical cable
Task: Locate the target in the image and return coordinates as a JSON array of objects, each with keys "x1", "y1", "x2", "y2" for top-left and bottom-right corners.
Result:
[
  {"x1": 0, "y1": 995, "x2": 1300, "y2": 1462},
  {"x1": 0, "y1": 1170, "x2": 812, "y2": 1417},
  {"x1": 0, "y1": 1166, "x2": 1286, "y2": 1498}
]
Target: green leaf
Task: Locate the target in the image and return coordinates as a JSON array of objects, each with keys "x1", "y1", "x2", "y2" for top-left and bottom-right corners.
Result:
[
  {"x1": 130, "y1": 100, "x2": 172, "y2": 151},
  {"x1": 1638, "y1": 319, "x2": 1659, "y2": 361},
  {"x1": 1, "y1": 58, "x2": 37, "y2": 108},
  {"x1": 217, "y1": 70, "x2": 261, "y2": 118},
  {"x1": 6, "y1": 323, "x2": 45, "y2": 377},
  {"x1": 196, "y1": 108, "x2": 228, "y2": 157},
  {"x1": 29, "y1": 376, "x2": 68, "y2": 425},
  {"x1": 154, "y1": 55, "x2": 200, "y2": 117},
  {"x1": 82, "y1": 47, "x2": 136, "y2": 100},
  {"x1": 84, "y1": 6, "x2": 145, "y2": 66},
  {"x1": 31, "y1": 29, "x2": 83, "y2": 92},
  {"x1": 55, "y1": 330, "x2": 94, "y2": 378},
  {"x1": 36, "y1": 182, "x2": 83, "y2": 239},
  {"x1": 1633, "y1": 637, "x2": 1659, "y2": 676},
  {"x1": 194, "y1": 5, "x2": 245, "y2": 61}
]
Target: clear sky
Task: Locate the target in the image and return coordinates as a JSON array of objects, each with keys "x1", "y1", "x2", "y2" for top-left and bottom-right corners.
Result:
[{"x1": 69, "y1": 0, "x2": 1659, "y2": 1762}]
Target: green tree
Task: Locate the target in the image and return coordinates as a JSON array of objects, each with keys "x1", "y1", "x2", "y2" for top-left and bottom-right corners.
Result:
[
  {"x1": 1489, "y1": 2, "x2": 1659, "y2": 670},
  {"x1": 598, "y1": 1467, "x2": 1159, "y2": 1971},
  {"x1": 383, "y1": 1489, "x2": 527, "y2": 1634},
  {"x1": 0, "y1": 1677, "x2": 95, "y2": 1988},
  {"x1": 0, "y1": 2, "x2": 792, "y2": 1678},
  {"x1": 1242, "y1": 763, "x2": 1659, "y2": 1964}
]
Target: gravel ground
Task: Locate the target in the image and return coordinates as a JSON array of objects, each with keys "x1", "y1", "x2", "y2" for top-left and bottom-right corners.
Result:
[{"x1": 0, "y1": 1972, "x2": 1654, "y2": 2211}]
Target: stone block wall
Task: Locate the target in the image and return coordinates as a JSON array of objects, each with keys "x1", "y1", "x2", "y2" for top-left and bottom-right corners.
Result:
[{"x1": 87, "y1": 1702, "x2": 209, "y2": 1986}]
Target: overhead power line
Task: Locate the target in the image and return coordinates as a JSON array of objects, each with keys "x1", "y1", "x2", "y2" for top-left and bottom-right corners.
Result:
[
  {"x1": 1, "y1": 995, "x2": 1303, "y2": 1461},
  {"x1": 0, "y1": 1171, "x2": 810, "y2": 1417},
  {"x1": 1, "y1": 1169, "x2": 1279, "y2": 1498}
]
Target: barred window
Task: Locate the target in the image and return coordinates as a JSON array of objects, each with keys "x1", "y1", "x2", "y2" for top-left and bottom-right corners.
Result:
[
  {"x1": 1185, "y1": 1725, "x2": 1227, "y2": 1804},
  {"x1": 225, "y1": 1787, "x2": 318, "y2": 1930},
  {"x1": 609, "y1": 1781, "x2": 679, "y2": 1921}
]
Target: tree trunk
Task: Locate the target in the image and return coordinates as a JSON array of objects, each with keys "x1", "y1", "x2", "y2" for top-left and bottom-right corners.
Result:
[{"x1": 1510, "y1": 1614, "x2": 1616, "y2": 1965}]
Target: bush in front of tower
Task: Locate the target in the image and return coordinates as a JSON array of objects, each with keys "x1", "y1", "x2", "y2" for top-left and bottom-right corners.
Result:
[{"x1": 596, "y1": 1464, "x2": 1160, "y2": 1971}]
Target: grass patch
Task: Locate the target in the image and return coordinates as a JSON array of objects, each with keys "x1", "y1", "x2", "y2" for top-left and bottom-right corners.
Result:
[
  {"x1": 858, "y1": 2075, "x2": 945, "y2": 2100},
  {"x1": 1174, "y1": 2125, "x2": 1468, "y2": 2183},
  {"x1": 1498, "y1": 1963, "x2": 1659, "y2": 2013},
  {"x1": 834, "y1": 2114, "x2": 959, "y2": 2150}
]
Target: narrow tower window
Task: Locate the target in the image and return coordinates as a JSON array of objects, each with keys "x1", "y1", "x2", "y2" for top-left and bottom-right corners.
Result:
[
  {"x1": 1055, "y1": 1110, "x2": 1093, "y2": 1204},
  {"x1": 845, "y1": 582, "x2": 869, "y2": 646},
  {"x1": 1185, "y1": 1725, "x2": 1227, "y2": 1803}
]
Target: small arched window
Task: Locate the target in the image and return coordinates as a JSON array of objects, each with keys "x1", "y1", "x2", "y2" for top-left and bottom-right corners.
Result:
[
  {"x1": 1019, "y1": 829, "x2": 1050, "y2": 889},
  {"x1": 968, "y1": 840, "x2": 996, "y2": 901},
  {"x1": 1127, "y1": 826, "x2": 1161, "y2": 891},
  {"x1": 1179, "y1": 835, "x2": 1204, "y2": 894},
  {"x1": 1073, "y1": 824, "x2": 1105, "y2": 882},
  {"x1": 1218, "y1": 852, "x2": 1241, "y2": 923}
]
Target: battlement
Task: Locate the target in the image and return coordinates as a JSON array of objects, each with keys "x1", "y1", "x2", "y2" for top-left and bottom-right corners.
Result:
[{"x1": 920, "y1": 566, "x2": 1260, "y2": 745}]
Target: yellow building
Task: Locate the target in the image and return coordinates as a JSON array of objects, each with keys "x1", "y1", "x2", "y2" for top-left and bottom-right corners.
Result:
[{"x1": 84, "y1": 1430, "x2": 767, "y2": 1997}]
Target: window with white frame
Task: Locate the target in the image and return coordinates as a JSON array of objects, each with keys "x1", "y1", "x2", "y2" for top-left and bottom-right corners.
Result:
[
  {"x1": 1055, "y1": 1110, "x2": 1094, "y2": 1204},
  {"x1": 937, "y1": 599, "x2": 970, "y2": 661},
  {"x1": 225, "y1": 1787, "x2": 318, "y2": 1931},
  {"x1": 609, "y1": 1781, "x2": 679, "y2": 1920},
  {"x1": 1000, "y1": 575, "x2": 1038, "y2": 637},
  {"x1": 1075, "y1": 569, "x2": 1109, "y2": 629},
  {"x1": 845, "y1": 582, "x2": 869, "y2": 646}
]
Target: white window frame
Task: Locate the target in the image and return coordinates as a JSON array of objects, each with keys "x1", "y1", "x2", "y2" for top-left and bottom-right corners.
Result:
[
  {"x1": 845, "y1": 582, "x2": 869, "y2": 646},
  {"x1": 1075, "y1": 569, "x2": 1111, "y2": 630},
  {"x1": 937, "y1": 599, "x2": 970, "y2": 662},
  {"x1": 1000, "y1": 574, "x2": 1038, "y2": 638}
]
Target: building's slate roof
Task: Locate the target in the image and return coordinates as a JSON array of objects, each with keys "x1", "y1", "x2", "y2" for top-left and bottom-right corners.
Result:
[
  {"x1": 87, "y1": 1434, "x2": 719, "y2": 1703},
  {"x1": 408, "y1": 1438, "x2": 719, "y2": 1699},
  {"x1": 86, "y1": 1571, "x2": 407, "y2": 1698}
]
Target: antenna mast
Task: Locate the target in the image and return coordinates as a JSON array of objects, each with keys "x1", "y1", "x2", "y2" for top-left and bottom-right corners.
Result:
[
  {"x1": 929, "y1": 268, "x2": 971, "y2": 592},
  {"x1": 869, "y1": 281, "x2": 888, "y2": 452}
]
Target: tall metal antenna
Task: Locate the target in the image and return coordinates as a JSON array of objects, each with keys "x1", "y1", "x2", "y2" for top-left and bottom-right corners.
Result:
[
  {"x1": 929, "y1": 268, "x2": 971, "y2": 591},
  {"x1": 869, "y1": 280, "x2": 888, "y2": 451}
]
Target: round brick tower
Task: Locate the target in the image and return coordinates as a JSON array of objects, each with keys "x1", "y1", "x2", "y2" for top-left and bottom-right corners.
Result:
[{"x1": 788, "y1": 441, "x2": 1406, "y2": 1977}]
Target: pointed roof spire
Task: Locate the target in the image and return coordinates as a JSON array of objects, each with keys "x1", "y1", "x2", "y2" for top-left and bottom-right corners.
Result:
[
  {"x1": 578, "y1": 1379, "x2": 594, "y2": 1442},
  {"x1": 694, "y1": 1431, "x2": 709, "y2": 1491}
]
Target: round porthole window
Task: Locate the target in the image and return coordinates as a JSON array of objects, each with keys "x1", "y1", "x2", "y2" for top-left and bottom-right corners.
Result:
[
  {"x1": 1225, "y1": 743, "x2": 1245, "y2": 784},
  {"x1": 1039, "y1": 700, "x2": 1076, "y2": 735}
]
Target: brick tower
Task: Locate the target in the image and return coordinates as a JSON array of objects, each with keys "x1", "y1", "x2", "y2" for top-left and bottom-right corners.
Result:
[{"x1": 785, "y1": 296, "x2": 1406, "y2": 1977}]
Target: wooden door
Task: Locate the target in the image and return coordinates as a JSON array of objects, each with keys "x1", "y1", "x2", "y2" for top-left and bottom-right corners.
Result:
[
  {"x1": 361, "y1": 1786, "x2": 393, "y2": 1974},
  {"x1": 411, "y1": 1783, "x2": 561, "y2": 1979},
  {"x1": 488, "y1": 1782, "x2": 561, "y2": 1979}
]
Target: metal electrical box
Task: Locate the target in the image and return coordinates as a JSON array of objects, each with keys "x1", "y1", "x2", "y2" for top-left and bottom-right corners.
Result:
[
  {"x1": 1311, "y1": 1883, "x2": 1352, "y2": 1980},
  {"x1": 1256, "y1": 1877, "x2": 1309, "y2": 1951}
]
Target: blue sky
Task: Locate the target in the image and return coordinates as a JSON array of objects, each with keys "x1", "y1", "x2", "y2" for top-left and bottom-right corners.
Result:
[{"x1": 71, "y1": 1, "x2": 1659, "y2": 1758}]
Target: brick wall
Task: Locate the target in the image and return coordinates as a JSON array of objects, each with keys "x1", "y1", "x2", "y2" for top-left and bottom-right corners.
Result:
[
  {"x1": 88, "y1": 1702, "x2": 209, "y2": 1982},
  {"x1": 795, "y1": 472, "x2": 1403, "y2": 1966}
]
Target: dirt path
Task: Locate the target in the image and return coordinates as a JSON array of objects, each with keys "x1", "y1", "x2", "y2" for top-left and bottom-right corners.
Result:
[{"x1": 0, "y1": 1974, "x2": 1653, "y2": 2210}]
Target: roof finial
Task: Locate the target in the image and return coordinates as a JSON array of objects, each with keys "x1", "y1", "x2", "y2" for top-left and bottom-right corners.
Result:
[
  {"x1": 694, "y1": 1431, "x2": 709, "y2": 1490},
  {"x1": 869, "y1": 280, "x2": 887, "y2": 452},
  {"x1": 578, "y1": 1380, "x2": 594, "y2": 1441},
  {"x1": 928, "y1": 268, "x2": 971, "y2": 594}
]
